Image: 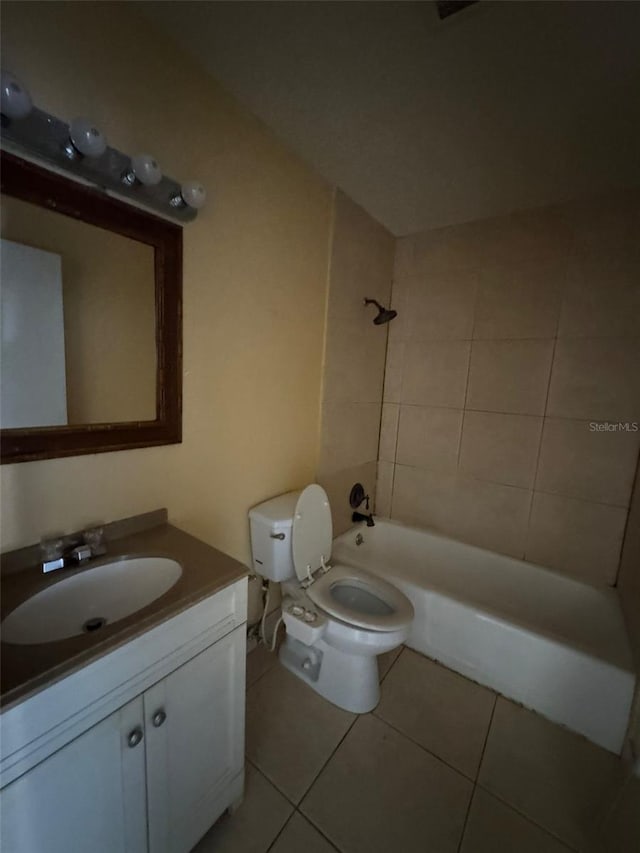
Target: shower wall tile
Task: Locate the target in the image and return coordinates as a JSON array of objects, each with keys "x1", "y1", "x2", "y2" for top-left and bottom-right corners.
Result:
[
  {"x1": 452, "y1": 477, "x2": 531, "y2": 559},
  {"x1": 473, "y1": 262, "x2": 564, "y2": 340},
  {"x1": 558, "y1": 252, "x2": 640, "y2": 338},
  {"x1": 466, "y1": 339, "x2": 554, "y2": 416},
  {"x1": 375, "y1": 461, "x2": 394, "y2": 518},
  {"x1": 383, "y1": 367, "x2": 403, "y2": 403},
  {"x1": 402, "y1": 340, "x2": 471, "y2": 408},
  {"x1": 319, "y1": 190, "x2": 394, "y2": 523},
  {"x1": 405, "y1": 271, "x2": 477, "y2": 341},
  {"x1": 526, "y1": 492, "x2": 627, "y2": 585},
  {"x1": 535, "y1": 417, "x2": 640, "y2": 507},
  {"x1": 396, "y1": 405, "x2": 463, "y2": 474},
  {"x1": 320, "y1": 401, "x2": 381, "y2": 474},
  {"x1": 559, "y1": 190, "x2": 640, "y2": 253},
  {"x1": 547, "y1": 337, "x2": 640, "y2": 422},
  {"x1": 379, "y1": 403, "x2": 400, "y2": 462},
  {"x1": 383, "y1": 189, "x2": 640, "y2": 586},
  {"x1": 327, "y1": 192, "x2": 395, "y2": 322},
  {"x1": 392, "y1": 466, "x2": 458, "y2": 533},
  {"x1": 323, "y1": 319, "x2": 387, "y2": 404},
  {"x1": 458, "y1": 411, "x2": 543, "y2": 490}
]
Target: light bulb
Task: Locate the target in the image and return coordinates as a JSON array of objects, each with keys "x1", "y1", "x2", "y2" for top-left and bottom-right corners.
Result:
[
  {"x1": 68, "y1": 116, "x2": 107, "y2": 158},
  {"x1": 1, "y1": 70, "x2": 32, "y2": 120},
  {"x1": 180, "y1": 180, "x2": 206, "y2": 209},
  {"x1": 130, "y1": 153, "x2": 162, "y2": 186}
]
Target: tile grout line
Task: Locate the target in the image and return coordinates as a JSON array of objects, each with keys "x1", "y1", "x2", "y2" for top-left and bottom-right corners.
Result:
[
  {"x1": 473, "y1": 782, "x2": 580, "y2": 852},
  {"x1": 453, "y1": 693, "x2": 500, "y2": 853},
  {"x1": 370, "y1": 706, "x2": 482, "y2": 786},
  {"x1": 264, "y1": 810, "x2": 297, "y2": 853},
  {"x1": 292, "y1": 809, "x2": 343, "y2": 853},
  {"x1": 296, "y1": 648, "x2": 405, "y2": 811}
]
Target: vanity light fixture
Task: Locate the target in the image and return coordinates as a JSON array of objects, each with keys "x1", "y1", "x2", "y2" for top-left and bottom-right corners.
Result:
[
  {"x1": 64, "y1": 116, "x2": 108, "y2": 160},
  {"x1": 0, "y1": 71, "x2": 32, "y2": 121},
  {"x1": 122, "y1": 153, "x2": 163, "y2": 187},
  {"x1": 170, "y1": 180, "x2": 207, "y2": 210},
  {"x1": 0, "y1": 69, "x2": 205, "y2": 223}
]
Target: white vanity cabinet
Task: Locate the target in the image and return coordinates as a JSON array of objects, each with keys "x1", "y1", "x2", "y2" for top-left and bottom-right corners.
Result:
[
  {"x1": 0, "y1": 577, "x2": 247, "y2": 853},
  {"x1": 1, "y1": 696, "x2": 148, "y2": 852}
]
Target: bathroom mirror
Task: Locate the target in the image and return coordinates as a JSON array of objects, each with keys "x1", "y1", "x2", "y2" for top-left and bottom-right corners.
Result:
[{"x1": 0, "y1": 151, "x2": 182, "y2": 463}]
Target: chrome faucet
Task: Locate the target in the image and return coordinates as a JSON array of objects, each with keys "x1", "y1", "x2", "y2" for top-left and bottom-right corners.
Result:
[{"x1": 41, "y1": 530, "x2": 103, "y2": 574}]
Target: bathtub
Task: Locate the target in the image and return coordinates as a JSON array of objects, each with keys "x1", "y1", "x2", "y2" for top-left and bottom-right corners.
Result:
[{"x1": 332, "y1": 518, "x2": 636, "y2": 754}]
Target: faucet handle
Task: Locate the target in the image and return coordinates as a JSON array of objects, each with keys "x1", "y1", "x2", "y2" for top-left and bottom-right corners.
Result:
[
  {"x1": 83, "y1": 526, "x2": 107, "y2": 556},
  {"x1": 40, "y1": 536, "x2": 66, "y2": 573}
]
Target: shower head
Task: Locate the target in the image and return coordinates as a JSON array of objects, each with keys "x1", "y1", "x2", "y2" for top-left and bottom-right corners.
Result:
[{"x1": 364, "y1": 298, "x2": 397, "y2": 325}]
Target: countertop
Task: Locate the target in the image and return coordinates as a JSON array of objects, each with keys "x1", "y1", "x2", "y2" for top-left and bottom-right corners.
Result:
[{"x1": 0, "y1": 523, "x2": 248, "y2": 710}]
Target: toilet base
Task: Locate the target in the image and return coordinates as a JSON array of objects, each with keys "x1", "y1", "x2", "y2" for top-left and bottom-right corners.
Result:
[{"x1": 279, "y1": 634, "x2": 382, "y2": 713}]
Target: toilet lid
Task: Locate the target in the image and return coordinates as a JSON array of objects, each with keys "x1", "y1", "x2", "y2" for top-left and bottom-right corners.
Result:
[{"x1": 292, "y1": 484, "x2": 333, "y2": 582}]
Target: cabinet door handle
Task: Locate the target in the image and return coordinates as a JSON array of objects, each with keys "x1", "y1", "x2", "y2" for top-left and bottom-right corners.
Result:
[
  {"x1": 152, "y1": 709, "x2": 167, "y2": 728},
  {"x1": 127, "y1": 727, "x2": 144, "y2": 748}
]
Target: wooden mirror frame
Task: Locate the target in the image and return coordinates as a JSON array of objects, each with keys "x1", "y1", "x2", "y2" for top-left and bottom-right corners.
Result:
[{"x1": 0, "y1": 151, "x2": 182, "y2": 463}]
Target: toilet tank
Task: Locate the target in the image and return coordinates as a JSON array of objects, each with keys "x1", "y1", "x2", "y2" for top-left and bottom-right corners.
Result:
[{"x1": 248, "y1": 490, "x2": 300, "y2": 581}]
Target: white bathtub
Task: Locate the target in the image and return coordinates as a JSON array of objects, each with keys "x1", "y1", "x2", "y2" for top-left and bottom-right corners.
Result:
[{"x1": 333, "y1": 518, "x2": 636, "y2": 754}]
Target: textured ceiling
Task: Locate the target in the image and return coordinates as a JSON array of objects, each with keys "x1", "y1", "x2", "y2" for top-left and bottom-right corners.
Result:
[{"x1": 145, "y1": 1, "x2": 640, "y2": 235}]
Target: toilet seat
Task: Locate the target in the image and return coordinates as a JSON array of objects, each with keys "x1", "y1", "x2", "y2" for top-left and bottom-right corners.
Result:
[
  {"x1": 306, "y1": 563, "x2": 414, "y2": 632},
  {"x1": 291, "y1": 484, "x2": 414, "y2": 633}
]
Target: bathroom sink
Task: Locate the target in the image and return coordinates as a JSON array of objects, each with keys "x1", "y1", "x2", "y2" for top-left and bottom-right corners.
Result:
[{"x1": 1, "y1": 557, "x2": 182, "y2": 645}]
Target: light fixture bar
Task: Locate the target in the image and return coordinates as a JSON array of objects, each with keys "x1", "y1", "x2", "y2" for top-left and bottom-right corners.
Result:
[{"x1": 1, "y1": 107, "x2": 198, "y2": 223}]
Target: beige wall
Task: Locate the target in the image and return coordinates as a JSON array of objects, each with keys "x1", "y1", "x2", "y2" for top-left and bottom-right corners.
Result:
[
  {"x1": 317, "y1": 191, "x2": 394, "y2": 535},
  {"x1": 379, "y1": 190, "x2": 640, "y2": 586},
  {"x1": 0, "y1": 2, "x2": 332, "y2": 622},
  {"x1": 2, "y1": 196, "x2": 156, "y2": 423}
]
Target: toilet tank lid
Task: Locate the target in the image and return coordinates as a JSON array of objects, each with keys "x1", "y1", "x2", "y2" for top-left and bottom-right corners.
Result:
[{"x1": 249, "y1": 491, "x2": 300, "y2": 529}]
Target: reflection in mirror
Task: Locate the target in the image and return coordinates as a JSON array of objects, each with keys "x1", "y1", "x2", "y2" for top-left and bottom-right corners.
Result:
[
  {"x1": 1, "y1": 196, "x2": 156, "y2": 428},
  {"x1": 1, "y1": 151, "x2": 181, "y2": 464}
]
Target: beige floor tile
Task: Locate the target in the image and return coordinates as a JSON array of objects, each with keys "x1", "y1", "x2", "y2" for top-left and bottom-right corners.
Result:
[
  {"x1": 192, "y1": 763, "x2": 292, "y2": 853},
  {"x1": 246, "y1": 644, "x2": 278, "y2": 688},
  {"x1": 597, "y1": 775, "x2": 640, "y2": 853},
  {"x1": 377, "y1": 644, "x2": 402, "y2": 681},
  {"x1": 246, "y1": 663, "x2": 355, "y2": 803},
  {"x1": 478, "y1": 698, "x2": 626, "y2": 850},
  {"x1": 376, "y1": 649, "x2": 496, "y2": 779},
  {"x1": 301, "y1": 714, "x2": 472, "y2": 853},
  {"x1": 270, "y1": 813, "x2": 338, "y2": 853},
  {"x1": 460, "y1": 787, "x2": 573, "y2": 853}
]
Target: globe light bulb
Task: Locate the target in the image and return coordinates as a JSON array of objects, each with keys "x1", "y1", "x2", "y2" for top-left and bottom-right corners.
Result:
[
  {"x1": 180, "y1": 180, "x2": 206, "y2": 209},
  {"x1": 68, "y1": 116, "x2": 107, "y2": 158},
  {"x1": 1, "y1": 71, "x2": 32, "y2": 120},
  {"x1": 130, "y1": 153, "x2": 162, "y2": 186}
]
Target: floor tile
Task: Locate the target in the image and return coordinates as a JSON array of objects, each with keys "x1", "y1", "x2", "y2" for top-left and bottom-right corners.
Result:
[
  {"x1": 375, "y1": 649, "x2": 496, "y2": 778},
  {"x1": 246, "y1": 663, "x2": 355, "y2": 803},
  {"x1": 269, "y1": 813, "x2": 338, "y2": 853},
  {"x1": 377, "y1": 644, "x2": 402, "y2": 681},
  {"x1": 460, "y1": 787, "x2": 573, "y2": 853},
  {"x1": 246, "y1": 644, "x2": 278, "y2": 688},
  {"x1": 478, "y1": 698, "x2": 626, "y2": 850},
  {"x1": 301, "y1": 713, "x2": 472, "y2": 853},
  {"x1": 192, "y1": 763, "x2": 292, "y2": 853},
  {"x1": 596, "y1": 775, "x2": 640, "y2": 853}
]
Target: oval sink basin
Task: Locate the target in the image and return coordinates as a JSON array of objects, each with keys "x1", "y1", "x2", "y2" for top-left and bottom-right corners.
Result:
[{"x1": 2, "y1": 557, "x2": 182, "y2": 645}]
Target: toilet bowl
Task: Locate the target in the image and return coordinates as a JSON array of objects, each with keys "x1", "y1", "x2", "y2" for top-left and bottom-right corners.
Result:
[{"x1": 249, "y1": 485, "x2": 414, "y2": 712}]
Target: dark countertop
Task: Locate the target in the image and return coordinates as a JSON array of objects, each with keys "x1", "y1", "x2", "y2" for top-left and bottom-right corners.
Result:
[{"x1": 0, "y1": 523, "x2": 248, "y2": 710}]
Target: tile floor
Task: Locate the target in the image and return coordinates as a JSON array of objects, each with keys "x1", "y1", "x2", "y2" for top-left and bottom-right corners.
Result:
[{"x1": 194, "y1": 644, "x2": 640, "y2": 853}]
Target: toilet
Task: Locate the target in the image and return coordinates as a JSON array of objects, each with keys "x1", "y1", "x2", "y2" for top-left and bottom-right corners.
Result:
[{"x1": 249, "y1": 484, "x2": 414, "y2": 713}]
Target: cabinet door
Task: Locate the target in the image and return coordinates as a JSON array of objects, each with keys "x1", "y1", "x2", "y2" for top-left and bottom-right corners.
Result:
[
  {"x1": 0, "y1": 696, "x2": 147, "y2": 853},
  {"x1": 145, "y1": 625, "x2": 246, "y2": 853}
]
